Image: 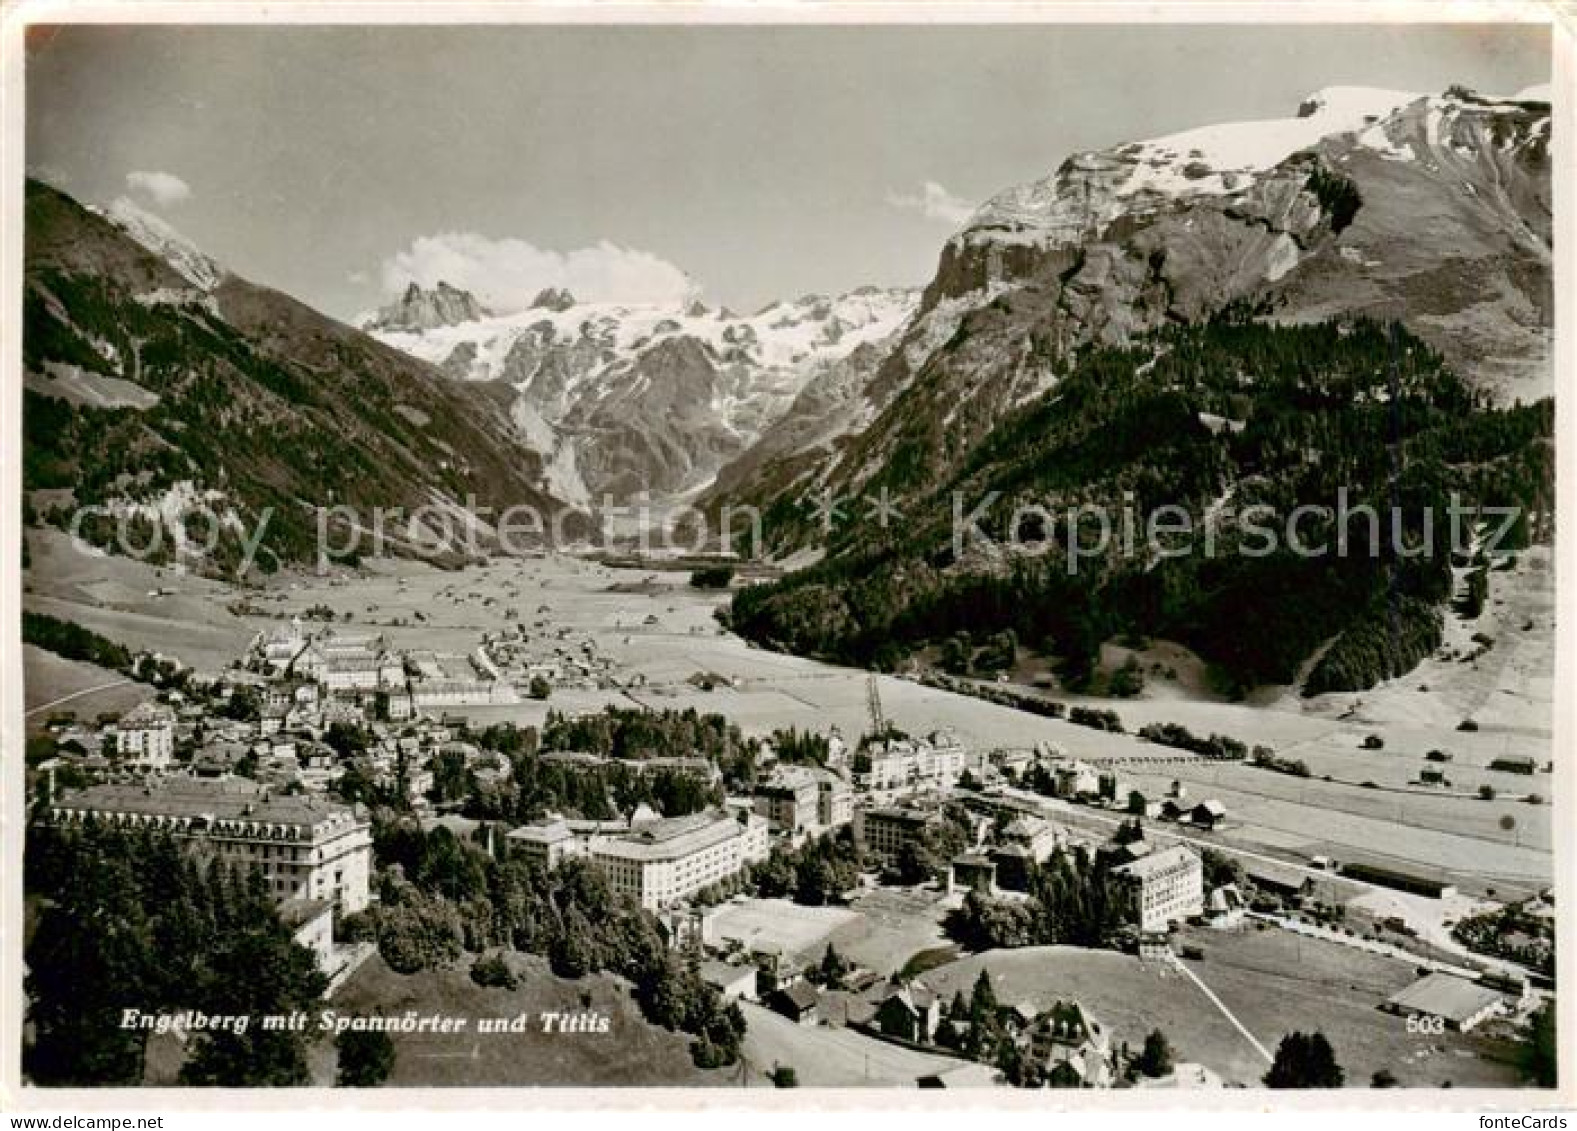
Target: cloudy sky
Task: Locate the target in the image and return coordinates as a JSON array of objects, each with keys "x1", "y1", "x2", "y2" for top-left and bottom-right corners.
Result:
[{"x1": 26, "y1": 22, "x2": 1549, "y2": 320}]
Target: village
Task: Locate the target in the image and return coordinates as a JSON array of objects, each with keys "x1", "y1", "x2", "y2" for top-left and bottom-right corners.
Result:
[{"x1": 25, "y1": 596, "x2": 1554, "y2": 1090}]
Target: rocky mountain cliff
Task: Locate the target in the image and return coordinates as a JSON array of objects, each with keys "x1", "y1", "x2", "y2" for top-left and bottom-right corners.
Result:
[
  {"x1": 364, "y1": 285, "x2": 917, "y2": 506},
  {"x1": 366, "y1": 280, "x2": 491, "y2": 332},
  {"x1": 712, "y1": 86, "x2": 1552, "y2": 552},
  {"x1": 23, "y1": 180, "x2": 575, "y2": 571}
]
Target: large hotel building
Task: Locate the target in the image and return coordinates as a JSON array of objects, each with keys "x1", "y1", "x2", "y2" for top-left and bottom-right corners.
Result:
[
  {"x1": 508, "y1": 808, "x2": 769, "y2": 911},
  {"x1": 593, "y1": 811, "x2": 770, "y2": 910},
  {"x1": 1114, "y1": 845, "x2": 1205, "y2": 932},
  {"x1": 45, "y1": 777, "x2": 373, "y2": 914}
]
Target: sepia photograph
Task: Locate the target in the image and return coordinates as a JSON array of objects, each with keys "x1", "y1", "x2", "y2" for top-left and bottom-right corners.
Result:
[{"x1": 1, "y1": 2, "x2": 1569, "y2": 1113}]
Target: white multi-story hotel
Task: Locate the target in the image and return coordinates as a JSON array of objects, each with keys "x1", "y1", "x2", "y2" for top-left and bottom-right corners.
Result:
[
  {"x1": 46, "y1": 777, "x2": 373, "y2": 913},
  {"x1": 113, "y1": 701, "x2": 176, "y2": 770},
  {"x1": 590, "y1": 810, "x2": 769, "y2": 911},
  {"x1": 853, "y1": 805, "x2": 939, "y2": 870},
  {"x1": 1114, "y1": 845, "x2": 1204, "y2": 932},
  {"x1": 754, "y1": 766, "x2": 853, "y2": 833},
  {"x1": 862, "y1": 733, "x2": 967, "y2": 792}
]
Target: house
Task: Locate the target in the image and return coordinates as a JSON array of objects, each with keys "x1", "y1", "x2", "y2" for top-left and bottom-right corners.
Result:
[
  {"x1": 1023, "y1": 1000, "x2": 1114, "y2": 1088},
  {"x1": 1108, "y1": 838, "x2": 1152, "y2": 866},
  {"x1": 753, "y1": 769, "x2": 819, "y2": 832},
  {"x1": 49, "y1": 777, "x2": 372, "y2": 913},
  {"x1": 768, "y1": 981, "x2": 820, "y2": 1026},
  {"x1": 1203, "y1": 884, "x2": 1246, "y2": 929},
  {"x1": 590, "y1": 809, "x2": 770, "y2": 911},
  {"x1": 1097, "y1": 771, "x2": 1137, "y2": 806},
  {"x1": 190, "y1": 741, "x2": 250, "y2": 778},
  {"x1": 254, "y1": 620, "x2": 310, "y2": 674},
  {"x1": 264, "y1": 680, "x2": 318, "y2": 714},
  {"x1": 279, "y1": 896, "x2": 338, "y2": 976},
  {"x1": 861, "y1": 733, "x2": 967, "y2": 792},
  {"x1": 699, "y1": 960, "x2": 758, "y2": 1003},
  {"x1": 1385, "y1": 972, "x2": 1507, "y2": 1032},
  {"x1": 506, "y1": 818, "x2": 587, "y2": 868},
  {"x1": 258, "y1": 705, "x2": 288, "y2": 737},
  {"x1": 1243, "y1": 860, "x2": 1313, "y2": 904},
  {"x1": 873, "y1": 980, "x2": 940, "y2": 1044},
  {"x1": 1049, "y1": 759, "x2": 1100, "y2": 799},
  {"x1": 987, "y1": 843, "x2": 1035, "y2": 892},
  {"x1": 948, "y1": 853, "x2": 997, "y2": 895},
  {"x1": 999, "y1": 815, "x2": 1062, "y2": 861},
  {"x1": 1001, "y1": 1000, "x2": 1039, "y2": 1037},
  {"x1": 1190, "y1": 800, "x2": 1227, "y2": 829}
]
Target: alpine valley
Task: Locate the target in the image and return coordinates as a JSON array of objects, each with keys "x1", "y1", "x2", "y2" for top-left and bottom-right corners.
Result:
[
  {"x1": 17, "y1": 45, "x2": 1563, "y2": 1095},
  {"x1": 21, "y1": 84, "x2": 1555, "y2": 699}
]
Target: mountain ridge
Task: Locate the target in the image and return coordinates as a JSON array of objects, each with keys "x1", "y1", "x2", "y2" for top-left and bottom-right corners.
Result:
[
  {"x1": 704, "y1": 84, "x2": 1551, "y2": 554},
  {"x1": 22, "y1": 179, "x2": 579, "y2": 572},
  {"x1": 363, "y1": 283, "x2": 918, "y2": 506}
]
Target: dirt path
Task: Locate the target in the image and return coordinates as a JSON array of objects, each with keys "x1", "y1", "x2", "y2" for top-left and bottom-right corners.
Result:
[
  {"x1": 24, "y1": 678, "x2": 138, "y2": 717},
  {"x1": 1167, "y1": 954, "x2": 1274, "y2": 1065}
]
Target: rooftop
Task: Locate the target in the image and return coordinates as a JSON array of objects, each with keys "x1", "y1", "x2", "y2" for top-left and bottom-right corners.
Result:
[
  {"x1": 864, "y1": 807, "x2": 935, "y2": 824},
  {"x1": 1387, "y1": 973, "x2": 1505, "y2": 1023},
  {"x1": 1114, "y1": 844, "x2": 1200, "y2": 881},
  {"x1": 595, "y1": 810, "x2": 755, "y2": 863},
  {"x1": 699, "y1": 960, "x2": 755, "y2": 990},
  {"x1": 278, "y1": 896, "x2": 334, "y2": 929},
  {"x1": 53, "y1": 777, "x2": 363, "y2": 831},
  {"x1": 118, "y1": 701, "x2": 175, "y2": 726},
  {"x1": 506, "y1": 819, "x2": 574, "y2": 845}
]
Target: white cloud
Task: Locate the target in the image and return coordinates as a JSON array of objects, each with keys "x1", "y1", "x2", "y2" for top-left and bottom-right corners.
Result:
[
  {"x1": 885, "y1": 180, "x2": 976, "y2": 225},
  {"x1": 125, "y1": 170, "x2": 192, "y2": 208},
  {"x1": 378, "y1": 232, "x2": 700, "y2": 311}
]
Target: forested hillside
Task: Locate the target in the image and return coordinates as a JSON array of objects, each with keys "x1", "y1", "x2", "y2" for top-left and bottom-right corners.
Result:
[
  {"x1": 727, "y1": 316, "x2": 1552, "y2": 695},
  {"x1": 23, "y1": 180, "x2": 572, "y2": 573}
]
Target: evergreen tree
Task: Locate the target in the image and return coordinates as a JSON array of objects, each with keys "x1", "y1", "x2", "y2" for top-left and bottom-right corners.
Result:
[
  {"x1": 1264, "y1": 1030, "x2": 1345, "y2": 1088},
  {"x1": 1136, "y1": 1029, "x2": 1174, "y2": 1078},
  {"x1": 337, "y1": 1030, "x2": 396, "y2": 1087}
]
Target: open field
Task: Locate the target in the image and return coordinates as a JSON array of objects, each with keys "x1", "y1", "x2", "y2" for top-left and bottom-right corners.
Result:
[
  {"x1": 21, "y1": 644, "x2": 150, "y2": 721},
  {"x1": 738, "y1": 1000, "x2": 967, "y2": 1086},
  {"x1": 708, "y1": 898, "x2": 861, "y2": 962},
  {"x1": 708, "y1": 888, "x2": 951, "y2": 978},
  {"x1": 22, "y1": 529, "x2": 1553, "y2": 892},
  {"x1": 325, "y1": 954, "x2": 731, "y2": 1087},
  {"x1": 921, "y1": 929, "x2": 1528, "y2": 1089},
  {"x1": 1175, "y1": 926, "x2": 1527, "y2": 1089},
  {"x1": 922, "y1": 946, "x2": 1271, "y2": 1086}
]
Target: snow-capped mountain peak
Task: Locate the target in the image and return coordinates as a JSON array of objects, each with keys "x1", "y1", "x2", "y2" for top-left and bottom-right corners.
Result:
[
  {"x1": 97, "y1": 197, "x2": 226, "y2": 291},
  {"x1": 971, "y1": 86, "x2": 1426, "y2": 236},
  {"x1": 366, "y1": 280, "x2": 490, "y2": 332},
  {"x1": 364, "y1": 285, "x2": 918, "y2": 506},
  {"x1": 530, "y1": 286, "x2": 577, "y2": 312}
]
